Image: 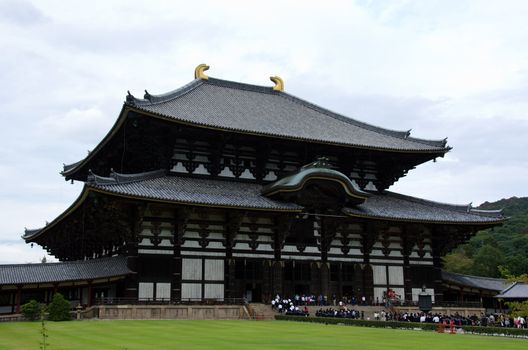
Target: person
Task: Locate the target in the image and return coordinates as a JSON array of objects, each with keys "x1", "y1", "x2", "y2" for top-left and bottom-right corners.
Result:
[{"x1": 361, "y1": 295, "x2": 366, "y2": 305}]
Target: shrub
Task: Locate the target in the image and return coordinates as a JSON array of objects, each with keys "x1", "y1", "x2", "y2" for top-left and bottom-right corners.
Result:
[
  {"x1": 47, "y1": 293, "x2": 71, "y2": 321},
  {"x1": 21, "y1": 299, "x2": 42, "y2": 321}
]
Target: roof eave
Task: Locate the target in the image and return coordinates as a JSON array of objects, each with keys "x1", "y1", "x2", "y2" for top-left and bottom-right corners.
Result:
[{"x1": 131, "y1": 105, "x2": 450, "y2": 155}]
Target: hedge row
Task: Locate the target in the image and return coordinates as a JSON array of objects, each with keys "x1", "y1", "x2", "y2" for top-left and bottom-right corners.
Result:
[{"x1": 274, "y1": 315, "x2": 528, "y2": 337}]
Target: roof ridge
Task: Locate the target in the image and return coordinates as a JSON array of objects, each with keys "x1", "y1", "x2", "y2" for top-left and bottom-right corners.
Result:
[
  {"x1": 498, "y1": 281, "x2": 520, "y2": 294},
  {"x1": 125, "y1": 79, "x2": 204, "y2": 107},
  {"x1": 86, "y1": 169, "x2": 166, "y2": 186},
  {"x1": 0, "y1": 256, "x2": 124, "y2": 268},
  {"x1": 383, "y1": 192, "x2": 503, "y2": 219},
  {"x1": 384, "y1": 191, "x2": 471, "y2": 212},
  {"x1": 444, "y1": 270, "x2": 507, "y2": 282}
]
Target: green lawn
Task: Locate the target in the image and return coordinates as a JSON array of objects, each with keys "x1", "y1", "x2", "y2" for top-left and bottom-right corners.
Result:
[{"x1": 0, "y1": 320, "x2": 525, "y2": 350}]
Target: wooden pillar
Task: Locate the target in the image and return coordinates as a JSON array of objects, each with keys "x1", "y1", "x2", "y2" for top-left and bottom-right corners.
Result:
[
  {"x1": 226, "y1": 259, "x2": 236, "y2": 299},
  {"x1": 362, "y1": 265, "x2": 374, "y2": 304},
  {"x1": 172, "y1": 246, "x2": 182, "y2": 301},
  {"x1": 262, "y1": 260, "x2": 271, "y2": 303},
  {"x1": 87, "y1": 281, "x2": 93, "y2": 307},
  {"x1": 271, "y1": 214, "x2": 295, "y2": 297},
  {"x1": 320, "y1": 262, "x2": 330, "y2": 298},
  {"x1": 272, "y1": 261, "x2": 283, "y2": 296},
  {"x1": 15, "y1": 285, "x2": 22, "y2": 314},
  {"x1": 403, "y1": 255, "x2": 412, "y2": 302},
  {"x1": 310, "y1": 262, "x2": 321, "y2": 296},
  {"x1": 337, "y1": 263, "x2": 343, "y2": 298},
  {"x1": 360, "y1": 226, "x2": 377, "y2": 304},
  {"x1": 124, "y1": 246, "x2": 139, "y2": 299}
]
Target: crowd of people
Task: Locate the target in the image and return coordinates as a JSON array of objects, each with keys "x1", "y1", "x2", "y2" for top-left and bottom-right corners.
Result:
[
  {"x1": 270, "y1": 294, "x2": 527, "y2": 328},
  {"x1": 270, "y1": 295, "x2": 310, "y2": 316},
  {"x1": 315, "y1": 308, "x2": 363, "y2": 319},
  {"x1": 312, "y1": 309, "x2": 527, "y2": 328},
  {"x1": 386, "y1": 312, "x2": 527, "y2": 328},
  {"x1": 270, "y1": 294, "x2": 369, "y2": 308}
]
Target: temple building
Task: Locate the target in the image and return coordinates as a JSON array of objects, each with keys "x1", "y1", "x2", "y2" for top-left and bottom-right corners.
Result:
[{"x1": 0, "y1": 65, "x2": 506, "y2": 313}]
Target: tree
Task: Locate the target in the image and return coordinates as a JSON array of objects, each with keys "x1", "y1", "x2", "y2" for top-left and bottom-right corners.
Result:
[
  {"x1": 442, "y1": 251, "x2": 473, "y2": 274},
  {"x1": 21, "y1": 299, "x2": 42, "y2": 321},
  {"x1": 506, "y1": 301, "x2": 528, "y2": 318},
  {"x1": 47, "y1": 293, "x2": 71, "y2": 321},
  {"x1": 471, "y1": 244, "x2": 505, "y2": 277}
]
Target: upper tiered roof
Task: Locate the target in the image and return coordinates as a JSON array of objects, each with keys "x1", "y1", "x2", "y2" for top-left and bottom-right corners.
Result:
[
  {"x1": 62, "y1": 65, "x2": 449, "y2": 179},
  {"x1": 125, "y1": 77, "x2": 448, "y2": 152}
]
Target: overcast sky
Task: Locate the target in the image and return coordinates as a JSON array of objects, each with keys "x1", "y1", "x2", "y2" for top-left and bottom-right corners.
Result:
[{"x1": 0, "y1": 0, "x2": 527, "y2": 263}]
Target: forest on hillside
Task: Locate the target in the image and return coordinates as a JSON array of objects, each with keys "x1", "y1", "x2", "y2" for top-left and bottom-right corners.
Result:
[{"x1": 443, "y1": 197, "x2": 528, "y2": 278}]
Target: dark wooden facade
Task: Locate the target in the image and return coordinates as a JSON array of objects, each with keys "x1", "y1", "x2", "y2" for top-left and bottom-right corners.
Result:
[{"x1": 20, "y1": 69, "x2": 504, "y2": 306}]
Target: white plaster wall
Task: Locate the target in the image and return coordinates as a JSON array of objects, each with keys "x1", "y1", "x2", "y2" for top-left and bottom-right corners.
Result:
[
  {"x1": 372, "y1": 265, "x2": 387, "y2": 285},
  {"x1": 388, "y1": 266, "x2": 404, "y2": 285},
  {"x1": 182, "y1": 258, "x2": 202, "y2": 280},
  {"x1": 204, "y1": 259, "x2": 224, "y2": 281}
]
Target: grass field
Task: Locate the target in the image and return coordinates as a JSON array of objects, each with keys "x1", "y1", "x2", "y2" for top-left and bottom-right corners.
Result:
[{"x1": 0, "y1": 320, "x2": 526, "y2": 350}]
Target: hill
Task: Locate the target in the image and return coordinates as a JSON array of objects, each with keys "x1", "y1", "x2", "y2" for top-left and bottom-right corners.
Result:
[{"x1": 443, "y1": 197, "x2": 528, "y2": 278}]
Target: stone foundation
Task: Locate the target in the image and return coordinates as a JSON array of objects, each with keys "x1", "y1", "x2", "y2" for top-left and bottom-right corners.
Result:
[{"x1": 96, "y1": 305, "x2": 245, "y2": 320}]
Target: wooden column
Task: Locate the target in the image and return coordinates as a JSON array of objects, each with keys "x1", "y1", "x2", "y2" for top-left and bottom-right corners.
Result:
[
  {"x1": 224, "y1": 211, "x2": 243, "y2": 299},
  {"x1": 87, "y1": 281, "x2": 93, "y2": 307},
  {"x1": 15, "y1": 285, "x2": 22, "y2": 314},
  {"x1": 319, "y1": 217, "x2": 338, "y2": 298},
  {"x1": 401, "y1": 229, "x2": 415, "y2": 303},
  {"x1": 124, "y1": 206, "x2": 144, "y2": 300},
  {"x1": 226, "y1": 259, "x2": 236, "y2": 299},
  {"x1": 310, "y1": 262, "x2": 321, "y2": 296},
  {"x1": 271, "y1": 215, "x2": 294, "y2": 296},
  {"x1": 262, "y1": 260, "x2": 271, "y2": 303},
  {"x1": 172, "y1": 208, "x2": 190, "y2": 300},
  {"x1": 360, "y1": 223, "x2": 378, "y2": 303},
  {"x1": 272, "y1": 261, "x2": 283, "y2": 296},
  {"x1": 320, "y1": 262, "x2": 330, "y2": 298},
  {"x1": 337, "y1": 263, "x2": 343, "y2": 298}
]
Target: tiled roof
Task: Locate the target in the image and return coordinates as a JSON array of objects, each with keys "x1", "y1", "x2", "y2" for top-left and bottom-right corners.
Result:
[
  {"x1": 344, "y1": 191, "x2": 505, "y2": 224},
  {"x1": 90, "y1": 171, "x2": 502, "y2": 223},
  {"x1": 87, "y1": 170, "x2": 302, "y2": 211},
  {"x1": 0, "y1": 256, "x2": 131, "y2": 286},
  {"x1": 442, "y1": 271, "x2": 511, "y2": 291},
  {"x1": 495, "y1": 282, "x2": 528, "y2": 299},
  {"x1": 126, "y1": 77, "x2": 448, "y2": 152},
  {"x1": 24, "y1": 171, "x2": 504, "y2": 242}
]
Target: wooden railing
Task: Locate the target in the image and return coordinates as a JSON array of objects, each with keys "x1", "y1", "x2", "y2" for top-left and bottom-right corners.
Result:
[{"x1": 95, "y1": 297, "x2": 246, "y2": 306}]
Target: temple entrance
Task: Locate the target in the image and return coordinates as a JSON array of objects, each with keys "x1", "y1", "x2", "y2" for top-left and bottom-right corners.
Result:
[
  {"x1": 342, "y1": 285, "x2": 355, "y2": 299},
  {"x1": 294, "y1": 284, "x2": 310, "y2": 295},
  {"x1": 244, "y1": 283, "x2": 262, "y2": 302}
]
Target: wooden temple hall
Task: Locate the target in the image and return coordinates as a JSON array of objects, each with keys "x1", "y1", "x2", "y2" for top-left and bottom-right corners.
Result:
[{"x1": 0, "y1": 65, "x2": 505, "y2": 312}]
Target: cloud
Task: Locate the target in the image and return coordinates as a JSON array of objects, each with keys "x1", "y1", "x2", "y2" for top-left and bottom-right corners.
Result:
[
  {"x1": 39, "y1": 107, "x2": 112, "y2": 144},
  {"x1": 0, "y1": 0, "x2": 47, "y2": 26},
  {"x1": 0, "y1": 240, "x2": 57, "y2": 264},
  {"x1": 0, "y1": 0, "x2": 527, "y2": 262}
]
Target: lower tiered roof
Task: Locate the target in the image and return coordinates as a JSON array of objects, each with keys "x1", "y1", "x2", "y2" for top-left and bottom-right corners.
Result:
[{"x1": 24, "y1": 169, "x2": 505, "y2": 242}]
